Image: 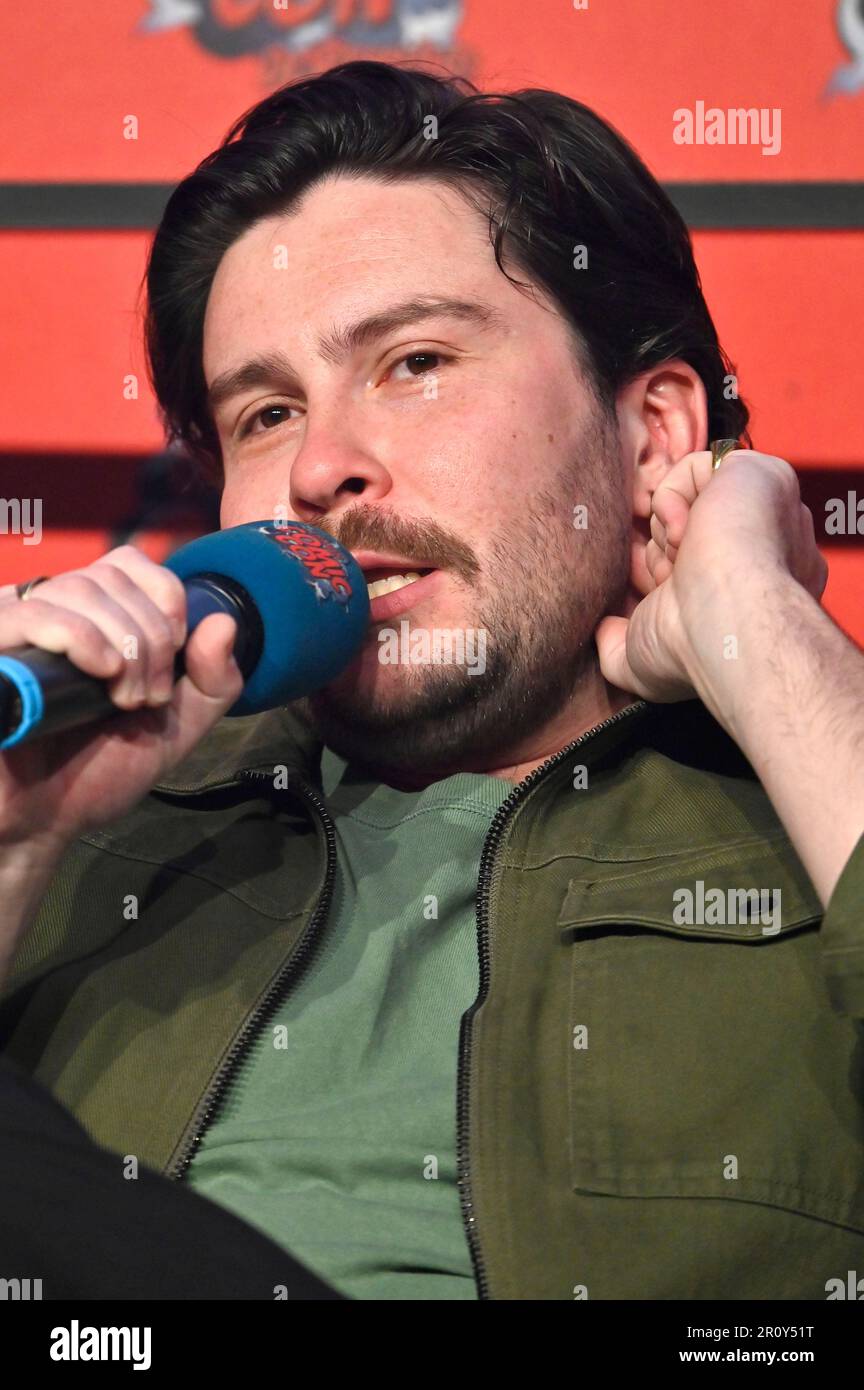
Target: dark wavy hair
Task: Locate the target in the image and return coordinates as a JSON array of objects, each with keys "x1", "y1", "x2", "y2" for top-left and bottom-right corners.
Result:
[{"x1": 143, "y1": 59, "x2": 750, "y2": 486}]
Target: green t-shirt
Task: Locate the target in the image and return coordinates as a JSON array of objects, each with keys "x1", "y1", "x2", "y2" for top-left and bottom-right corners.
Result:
[{"x1": 185, "y1": 746, "x2": 512, "y2": 1299}]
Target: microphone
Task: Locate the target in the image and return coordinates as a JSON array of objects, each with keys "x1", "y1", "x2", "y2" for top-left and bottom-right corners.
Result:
[{"x1": 0, "y1": 520, "x2": 370, "y2": 750}]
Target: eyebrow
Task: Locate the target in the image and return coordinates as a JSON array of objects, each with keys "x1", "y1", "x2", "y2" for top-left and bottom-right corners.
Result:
[{"x1": 206, "y1": 295, "x2": 505, "y2": 417}]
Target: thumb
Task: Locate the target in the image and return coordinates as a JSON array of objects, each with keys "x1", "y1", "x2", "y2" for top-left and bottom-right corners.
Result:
[
  {"x1": 595, "y1": 614, "x2": 636, "y2": 692},
  {"x1": 160, "y1": 613, "x2": 245, "y2": 767},
  {"x1": 182, "y1": 612, "x2": 242, "y2": 701}
]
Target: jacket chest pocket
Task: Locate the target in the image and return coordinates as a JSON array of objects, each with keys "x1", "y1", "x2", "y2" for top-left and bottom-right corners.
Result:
[{"x1": 559, "y1": 859, "x2": 864, "y2": 1234}]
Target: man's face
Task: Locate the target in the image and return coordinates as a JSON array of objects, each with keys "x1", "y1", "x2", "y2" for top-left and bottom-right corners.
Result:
[{"x1": 203, "y1": 173, "x2": 631, "y2": 773}]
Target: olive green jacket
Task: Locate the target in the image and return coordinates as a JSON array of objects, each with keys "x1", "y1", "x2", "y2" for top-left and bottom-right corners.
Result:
[{"x1": 2, "y1": 696, "x2": 863, "y2": 1300}]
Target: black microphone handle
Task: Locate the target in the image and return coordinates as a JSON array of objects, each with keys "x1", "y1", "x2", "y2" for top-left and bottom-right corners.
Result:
[{"x1": 0, "y1": 575, "x2": 263, "y2": 747}]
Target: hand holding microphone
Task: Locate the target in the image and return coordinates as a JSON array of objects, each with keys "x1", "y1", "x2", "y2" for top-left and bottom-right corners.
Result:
[
  {"x1": 0, "y1": 543, "x2": 238, "y2": 984},
  {"x1": 0, "y1": 521, "x2": 368, "y2": 851}
]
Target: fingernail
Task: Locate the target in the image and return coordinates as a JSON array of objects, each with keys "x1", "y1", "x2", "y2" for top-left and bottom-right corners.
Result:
[{"x1": 149, "y1": 674, "x2": 174, "y2": 705}]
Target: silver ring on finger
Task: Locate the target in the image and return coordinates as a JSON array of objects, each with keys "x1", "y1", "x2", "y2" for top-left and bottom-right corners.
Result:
[{"x1": 15, "y1": 575, "x2": 50, "y2": 601}]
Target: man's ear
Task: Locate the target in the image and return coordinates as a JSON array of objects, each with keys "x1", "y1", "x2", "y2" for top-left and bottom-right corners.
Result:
[
  {"x1": 617, "y1": 360, "x2": 709, "y2": 516},
  {"x1": 615, "y1": 362, "x2": 709, "y2": 603}
]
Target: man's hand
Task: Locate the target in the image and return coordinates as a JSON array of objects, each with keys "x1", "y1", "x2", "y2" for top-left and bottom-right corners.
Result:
[
  {"x1": 595, "y1": 447, "x2": 863, "y2": 907},
  {"x1": 0, "y1": 545, "x2": 245, "y2": 852},
  {"x1": 595, "y1": 448, "x2": 828, "y2": 702}
]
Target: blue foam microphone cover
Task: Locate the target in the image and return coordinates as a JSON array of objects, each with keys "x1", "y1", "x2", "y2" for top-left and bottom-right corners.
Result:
[{"x1": 164, "y1": 519, "x2": 369, "y2": 716}]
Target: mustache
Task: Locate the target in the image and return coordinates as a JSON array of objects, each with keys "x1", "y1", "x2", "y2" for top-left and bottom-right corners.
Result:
[{"x1": 320, "y1": 504, "x2": 480, "y2": 585}]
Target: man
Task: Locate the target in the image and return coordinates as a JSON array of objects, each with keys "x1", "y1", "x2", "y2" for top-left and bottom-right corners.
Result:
[{"x1": 0, "y1": 60, "x2": 862, "y2": 1301}]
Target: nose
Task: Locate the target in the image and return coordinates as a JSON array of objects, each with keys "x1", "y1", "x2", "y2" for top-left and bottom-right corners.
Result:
[{"x1": 289, "y1": 415, "x2": 392, "y2": 524}]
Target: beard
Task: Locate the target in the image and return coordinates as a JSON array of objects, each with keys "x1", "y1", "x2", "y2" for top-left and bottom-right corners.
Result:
[{"x1": 294, "y1": 405, "x2": 630, "y2": 778}]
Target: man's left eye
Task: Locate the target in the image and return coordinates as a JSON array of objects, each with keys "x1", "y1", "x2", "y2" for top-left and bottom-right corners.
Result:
[{"x1": 392, "y1": 351, "x2": 445, "y2": 379}]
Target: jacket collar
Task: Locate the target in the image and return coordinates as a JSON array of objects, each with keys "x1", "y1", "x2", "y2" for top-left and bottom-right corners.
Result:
[
  {"x1": 151, "y1": 702, "x2": 323, "y2": 794},
  {"x1": 147, "y1": 697, "x2": 823, "y2": 925},
  {"x1": 151, "y1": 695, "x2": 749, "y2": 803},
  {"x1": 151, "y1": 697, "x2": 653, "y2": 797}
]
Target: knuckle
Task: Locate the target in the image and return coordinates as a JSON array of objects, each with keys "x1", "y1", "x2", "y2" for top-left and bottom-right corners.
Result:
[
  {"x1": 104, "y1": 543, "x2": 146, "y2": 566},
  {"x1": 53, "y1": 572, "x2": 105, "y2": 602},
  {"x1": 771, "y1": 457, "x2": 799, "y2": 496},
  {"x1": 152, "y1": 568, "x2": 187, "y2": 625},
  {"x1": 162, "y1": 566, "x2": 187, "y2": 609},
  {"x1": 88, "y1": 558, "x2": 136, "y2": 591},
  {"x1": 95, "y1": 550, "x2": 186, "y2": 624}
]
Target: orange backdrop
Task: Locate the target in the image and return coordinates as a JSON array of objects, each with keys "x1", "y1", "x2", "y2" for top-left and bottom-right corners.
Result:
[{"x1": 1, "y1": 0, "x2": 861, "y2": 639}]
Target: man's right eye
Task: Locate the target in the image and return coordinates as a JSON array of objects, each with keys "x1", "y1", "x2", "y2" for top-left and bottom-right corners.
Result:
[{"x1": 239, "y1": 404, "x2": 298, "y2": 438}]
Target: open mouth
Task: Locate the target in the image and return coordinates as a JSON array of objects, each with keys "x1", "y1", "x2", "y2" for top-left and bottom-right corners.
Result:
[
  {"x1": 363, "y1": 567, "x2": 435, "y2": 600},
  {"x1": 353, "y1": 562, "x2": 444, "y2": 623}
]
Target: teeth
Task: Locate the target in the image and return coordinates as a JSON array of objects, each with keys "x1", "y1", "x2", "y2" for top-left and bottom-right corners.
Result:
[{"x1": 366, "y1": 571, "x2": 423, "y2": 599}]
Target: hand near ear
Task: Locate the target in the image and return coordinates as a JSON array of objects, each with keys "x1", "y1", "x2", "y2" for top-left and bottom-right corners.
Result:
[{"x1": 594, "y1": 449, "x2": 828, "y2": 703}]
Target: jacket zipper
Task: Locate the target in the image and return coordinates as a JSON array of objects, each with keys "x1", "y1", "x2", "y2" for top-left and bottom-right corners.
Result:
[
  {"x1": 168, "y1": 769, "x2": 338, "y2": 1181},
  {"x1": 457, "y1": 698, "x2": 648, "y2": 1299},
  {"x1": 166, "y1": 698, "x2": 648, "y2": 1288}
]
